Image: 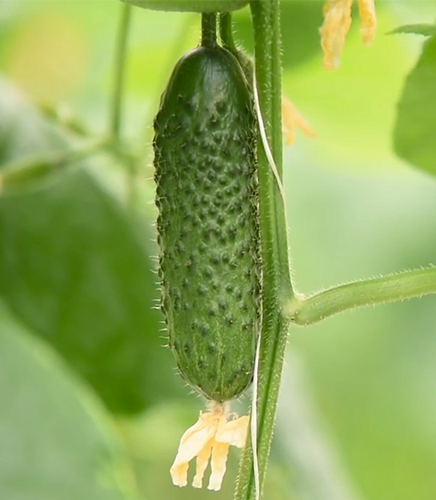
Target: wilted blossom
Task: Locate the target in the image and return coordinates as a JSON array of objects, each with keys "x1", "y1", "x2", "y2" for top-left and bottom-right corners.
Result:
[
  {"x1": 320, "y1": 0, "x2": 376, "y2": 70},
  {"x1": 170, "y1": 403, "x2": 249, "y2": 491}
]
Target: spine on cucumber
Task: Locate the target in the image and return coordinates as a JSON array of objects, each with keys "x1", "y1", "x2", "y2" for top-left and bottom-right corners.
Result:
[{"x1": 153, "y1": 40, "x2": 260, "y2": 402}]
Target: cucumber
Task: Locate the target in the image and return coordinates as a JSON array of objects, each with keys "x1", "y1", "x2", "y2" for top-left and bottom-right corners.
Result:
[
  {"x1": 154, "y1": 44, "x2": 260, "y2": 402},
  {"x1": 122, "y1": 0, "x2": 248, "y2": 13}
]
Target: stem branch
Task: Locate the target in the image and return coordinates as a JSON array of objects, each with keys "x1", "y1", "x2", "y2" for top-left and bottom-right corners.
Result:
[
  {"x1": 110, "y1": 3, "x2": 132, "y2": 145},
  {"x1": 0, "y1": 140, "x2": 106, "y2": 193},
  {"x1": 219, "y1": 13, "x2": 237, "y2": 52},
  {"x1": 286, "y1": 267, "x2": 436, "y2": 325}
]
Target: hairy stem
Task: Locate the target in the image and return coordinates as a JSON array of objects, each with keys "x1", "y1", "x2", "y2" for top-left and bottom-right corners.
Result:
[
  {"x1": 286, "y1": 267, "x2": 436, "y2": 325},
  {"x1": 110, "y1": 3, "x2": 132, "y2": 145},
  {"x1": 220, "y1": 13, "x2": 237, "y2": 52},
  {"x1": 201, "y1": 13, "x2": 217, "y2": 47},
  {"x1": 235, "y1": 1, "x2": 292, "y2": 499}
]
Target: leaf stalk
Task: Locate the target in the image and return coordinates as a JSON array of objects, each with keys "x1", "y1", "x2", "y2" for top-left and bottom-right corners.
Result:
[{"x1": 286, "y1": 267, "x2": 436, "y2": 325}]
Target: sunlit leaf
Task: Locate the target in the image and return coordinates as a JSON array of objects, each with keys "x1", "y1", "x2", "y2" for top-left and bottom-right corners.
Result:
[
  {"x1": 394, "y1": 36, "x2": 436, "y2": 177},
  {"x1": 233, "y1": 0, "x2": 324, "y2": 69},
  {"x1": 390, "y1": 24, "x2": 436, "y2": 37}
]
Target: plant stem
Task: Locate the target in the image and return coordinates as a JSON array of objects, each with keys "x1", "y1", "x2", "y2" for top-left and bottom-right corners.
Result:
[
  {"x1": 285, "y1": 267, "x2": 436, "y2": 325},
  {"x1": 0, "y1": 140, "x2": 106, "y2": 194},
  {"x1": 201, "y1": 13, "x2": 217, "y2": 47},
  {"x1": 110, "y1": 3, "x2": 132, "y2": 146},
  {"x1": 235, "y1": 1, "x2": 292, "y2": 499},
  {"x1": 111, "y1": 3, "x2": 140, "y2": 211},
  {"x1": 219, "y1": 13, "x2": 237, "y2": 52},
  {"x1": 270, "y1": 0, "x2": 283, "y2": 178}
]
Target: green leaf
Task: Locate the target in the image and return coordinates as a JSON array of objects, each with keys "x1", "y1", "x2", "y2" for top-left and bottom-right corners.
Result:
[
  {"x1": 0, "y1": 169, "x2": 184, "y2": 414},
  {"x1": 0, "y1": 300, "x2": 138, "y2": 500},
  {"x1": 394, "y1": 36, "x2": 436, "y2": 176},
  {"x1": 0, "y1": 80, "x2": 66, "y2": 164},
  {"x1": 0, "y1": 82, "x2": 185, "y2": 414},
  {"x1": 233, "y1": 0, "x2": 324, "y2": 69},
  {"x1": 390, "y1": 24, "x2": 436, "y2": 37}
]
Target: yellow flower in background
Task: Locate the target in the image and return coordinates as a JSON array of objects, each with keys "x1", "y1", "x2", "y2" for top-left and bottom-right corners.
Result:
[
  {"x1": 320, "y1": 0, "x2": 376, "y2": 70},
  {"x1": 282, "y1": 96, "x2": 316, "y2": 146}
]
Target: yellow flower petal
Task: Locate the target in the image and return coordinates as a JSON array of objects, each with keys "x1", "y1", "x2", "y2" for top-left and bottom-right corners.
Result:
[
  {"x1": 208, "y1": 441, "x2": 230, "y2": 491},
  {"x1": 282, "y1": 96, "x2": 316, "y2": 146},
  {"x1": 215, "y1": 415, "x2": 250, "y2": 448},
  {"x1": 358, "y1": 0, "x2": 376, "y2": 45},
  {"x1": 170, "y1": 404, "x2": 249, "y2": 491},
  {"x1": 320, "y1": 0, "x2": 377, "y2": 70},
  {"x1": 320, "y1": 0, "x2": 353, "y2": 70},
  {"x1": 170, "y1": 412, "x2": 218, "y2": 487},
  {"x1": 170, "y1": 462, "x2": 189, "y2": 488},
  {"x1": 192, "y1": 438, "x2": 214, "y2": 488}
]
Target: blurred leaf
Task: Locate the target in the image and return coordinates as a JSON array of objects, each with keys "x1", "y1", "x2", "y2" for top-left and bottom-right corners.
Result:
[
  {"x1": 390, "y1": 24, "x2": 436, "y2": 37},
  {"x1": 283, "y1": 8, "x2": 419, "y2": 172},
  {"x1": 0, "y1": 169, "x2": 184, "y2": 414},
  {"x1": 233, "y1": 0, "x2": 324, "y2": 69},
  {"x1": 0, "y1": 82, "x2": 66, "y2": 163},
  {"x1": 0, "y1": 300, "x2": 138, "y2": 500},
  {"x1": 394, "y1": 36, "x2": 436, "y2": 177},
  {"x1": 287, "y1": 157, "x2": 436, "y2": 500},
  {"x1": 0, "y1": 150, "x2": 85, "y2": 192},
  {"x1": 0, "y1": 155, "x2": 66, "y2": 190},
  {"x1": 275, "y1": 358, "x2": 364, "y2": 500},
  {"x1": 37, "y1": 101, "x2": 90, "y2": 137},
  {"x1": 0, "y1": 81, "x2": 185, "y2": 414}
]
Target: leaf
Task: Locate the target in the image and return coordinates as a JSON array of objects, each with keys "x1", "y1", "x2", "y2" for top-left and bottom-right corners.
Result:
[
  {"x1": 233, "y1": 0, "x2": 324, "y2": 69},
  {"x1": 0, "y1": 300, "x2": 138, "y2": 500},
  {"x1": 389, "y1": 24, "x2": 436, "y2": 37},
  {"x1": 0, "y1": 81, "x2": 185, "y2": 414},
  {"x1": 0, "y1": 152, "x2": 76, "y2": 192},
  {"x1": 394, "y1": 36, "x2": 436, "y2": 176},
  {"x1": 0, "y1": 81, "x2": 67, "y2": 163}
]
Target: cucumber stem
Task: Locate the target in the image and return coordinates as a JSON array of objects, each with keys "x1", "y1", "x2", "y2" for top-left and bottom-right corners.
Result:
[
  {"x1": 219, "y1": 13, "x2": 237, "y2": 53},
  {"x1": 201, "y1": 13, "x2": 217, "y2": 47}
]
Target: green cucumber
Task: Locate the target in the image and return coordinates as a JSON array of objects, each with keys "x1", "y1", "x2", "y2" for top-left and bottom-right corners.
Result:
[
  {"x1": 121, "y1": 0, "x2": 248, "y2": 13},
  {"x1": 154, "y1": 43, "x2": 260, "y2": 402}
]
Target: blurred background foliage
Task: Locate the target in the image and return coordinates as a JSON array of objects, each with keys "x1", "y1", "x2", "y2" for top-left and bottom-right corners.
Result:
[{"x1": 0, "y1": 1, "x2": 436, "y2": 500}]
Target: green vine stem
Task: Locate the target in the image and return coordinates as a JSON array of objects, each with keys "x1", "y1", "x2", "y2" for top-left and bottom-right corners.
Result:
[
  {"x1": 111, "y1": 3, "x2": 140, "y2": 211},
  {"x1": 111, "y1": 3, "x2": 132, "y2": 145},
  {"x1": 219, "y1": 13, "x2": 237, "y2": 52},
  {"x1": 285, "y1": 267, "x2": 436, "y2": 325},
  {"x1": 201, "y1": 13, "x2": 217, "y2": 47},
  {"x1": 0, "y1": 140, "x2": 106, "y2": 194},
  {"x1": 235, "y1": 1, "x2": 293, "y2": 499}
]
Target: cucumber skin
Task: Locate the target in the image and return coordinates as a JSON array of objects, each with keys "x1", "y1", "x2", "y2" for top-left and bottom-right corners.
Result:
[
  {"x1": 121, "y1": 0, "x2": 248, "y2": 12},
  {"x1": 154, "y1": 46, "x2": 260, "y2": 402}
]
